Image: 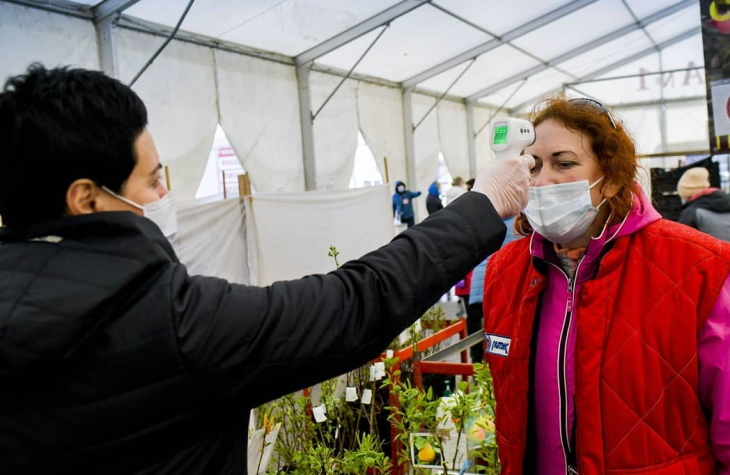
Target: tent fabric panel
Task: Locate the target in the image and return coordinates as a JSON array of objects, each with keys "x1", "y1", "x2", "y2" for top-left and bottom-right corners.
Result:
[
  {"x1": 473, "y1": 106, "x2": 498, "y2": 171},
  {"x1": 570, "y1": 55, "x2": 662, "y2": 106},
  {"x1": 644, "y1": 4, "x2": 701, "y2": 45},
  {"x1": 660, "y1": 34, "x2": 704, "y2": 69},
  {"x1": 558, "y1": 30, "x2": 653, "y2": 79},
  {"x1": 126, "y1": 0, "x2": 275, "y2": 41},
  {"x1": 510, "y1": 0, "x2": 635, "y2": 61},
  {"x1": 418, "y1": 44, "x2": 542, "y2": 98},
  {"x1": 412, "y1": 93, "x2": 441, "y2": 222},
  {"x1": 216, "y1": 50, "x2": 305, "y2": 193},
  {"x1": 315, "y1": 4, "x2": 491, "y2": 82},
  {"x1": 437, "y1": 100, "x2": 470, "y2": 181},
  {"x1": 574, "y1": 35, "x2": 706, "y2": 106},
  {"x1": 0, "y1": 2, "x2": 99, "y2": 83},
  {"x1": 433, "y1": 0, "x2": 575, "y2": 37},
  {"x1": 484, "y1": 69, "x2": 573, "y2": 110},
  {"x1": 356, "y1": 82, "x2": 407, "y2": 186},
  {"x1": 125, "y1": 0, "x2": 402, "y2": 56},
  {"x1": 623, "y1": 0, "x2": 670, "y2": 20},
  {"x1": 117, "y1": 29, "x2": 219, "y2": 201},
  {"x1": 659, "y1": 35, "x2": 706, "y2": 101},
  {"x1": 310, "y1": 71, "x2": 360, "y2": 190}
]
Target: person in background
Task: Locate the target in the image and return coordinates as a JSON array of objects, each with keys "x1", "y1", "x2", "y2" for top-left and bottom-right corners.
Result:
[
  {"x1": 483, "y1": 96, "x2": 730, "y2": 474},
  {"x1": 445, "y1": 176, "x2": 467, "y2": 205},
  {"x1": 466, "y1": 178, "x2": 475, "y2": 191},
  {"x1": 426, "y1": 181, "x2": 444, "y2": 215},
  {"x1": 466, "y1": 216, "x2": 520, "y2": 363},
  {"x1": 677, "y1": 166, "x2": 730, "y2": 242},
  {"x1": 392, "y1": 180, "x2": 421, "y2": 227},
  {"x1": 0, "y1": 64, "x2": 535, "y2": 474},
  {"x1": 454, "y1": 268, "x2": 471, "y2": 316}
]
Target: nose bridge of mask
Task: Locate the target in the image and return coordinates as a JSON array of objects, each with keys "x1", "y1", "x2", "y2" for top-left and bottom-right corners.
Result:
[
  {"x1": 529, "y1": 180, "x2": 589, "y2": 209},
  {"x1": 146, "y1": 192, "x2": 178, "y2": 238}
]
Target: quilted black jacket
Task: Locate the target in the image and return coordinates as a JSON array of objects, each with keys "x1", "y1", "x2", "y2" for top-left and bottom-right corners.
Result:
[{"x1": 0, "y1": 192, "x2": 505, "y2": 474}]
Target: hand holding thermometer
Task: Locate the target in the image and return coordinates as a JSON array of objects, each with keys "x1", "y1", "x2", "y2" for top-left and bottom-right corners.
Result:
[{"x1": 489, "y1": 117, "x2": 536, "y2": 160}]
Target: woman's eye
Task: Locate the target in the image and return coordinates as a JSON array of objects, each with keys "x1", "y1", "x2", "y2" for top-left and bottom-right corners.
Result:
[
  {"x1": 558, "y1": 161, "x2": 576, "y2": 169},
  {"x1": 530, "y1": 162, "x2": 542, "y2": 174}
]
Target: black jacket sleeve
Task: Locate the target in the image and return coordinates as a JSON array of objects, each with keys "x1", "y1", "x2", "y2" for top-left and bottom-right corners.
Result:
[
  {"x1": 678, "y1": 206, "x2": 698, "y2": 229},
  {"x1": 170, "y1": 192, "x2": 506, "y2": 406}
]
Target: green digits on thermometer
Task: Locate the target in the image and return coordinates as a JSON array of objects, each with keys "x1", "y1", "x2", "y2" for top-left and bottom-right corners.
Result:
[{"x1": 493, "y1": 125, "x2": 508, "y2": 145}]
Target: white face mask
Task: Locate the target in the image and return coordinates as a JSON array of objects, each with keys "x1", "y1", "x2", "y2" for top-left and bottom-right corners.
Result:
[
  {"x1": 523, "y1": 177, "x2": 605, "y2": 244},
  {"x1": 102, "y1": 186, "x2": 178, "y2": 239}
]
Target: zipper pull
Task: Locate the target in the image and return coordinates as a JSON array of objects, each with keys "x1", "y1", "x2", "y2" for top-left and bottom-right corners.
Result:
[{"x1": 567, "y1": 278, "x2": 574, "y2": 312}]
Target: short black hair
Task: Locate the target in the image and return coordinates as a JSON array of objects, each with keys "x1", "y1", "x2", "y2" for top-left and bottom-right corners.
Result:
[{"x1": 0, "y1": 64, "x2": 147, "y2": 228}]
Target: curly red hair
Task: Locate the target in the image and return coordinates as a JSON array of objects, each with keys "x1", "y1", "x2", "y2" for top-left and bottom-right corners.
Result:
[{"x1": 515, "y1": 96, "x2": 639, "y2": 236}]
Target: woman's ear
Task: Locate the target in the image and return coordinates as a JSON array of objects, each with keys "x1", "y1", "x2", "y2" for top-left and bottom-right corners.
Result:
[{"x1": 66, "y1": 179, "x2": 102, "y2": 216}]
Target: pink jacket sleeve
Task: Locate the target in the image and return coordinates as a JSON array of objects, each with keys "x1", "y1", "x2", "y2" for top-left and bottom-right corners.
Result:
[{"x1": 699, "y1": 275, "x2": 730, "y2": 473}]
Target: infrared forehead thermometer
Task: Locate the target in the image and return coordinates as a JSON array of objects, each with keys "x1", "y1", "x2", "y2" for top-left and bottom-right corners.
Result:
[{"x1": 489, "y1": 117, "x2": 536, "y2": 160}]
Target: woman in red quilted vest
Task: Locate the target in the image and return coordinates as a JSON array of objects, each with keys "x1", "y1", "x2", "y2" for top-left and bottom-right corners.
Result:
[{"x1": 482, "y1": 97, "x2": 730, "y2": 475}]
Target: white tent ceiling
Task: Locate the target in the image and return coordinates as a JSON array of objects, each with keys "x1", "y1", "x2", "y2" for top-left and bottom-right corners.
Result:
[
  {"x1": 20, "y1": 0, "x2": 703, "y2": 111},
  {"x1": 1, "y1": 0, "x2": 710, "y2": 198}
]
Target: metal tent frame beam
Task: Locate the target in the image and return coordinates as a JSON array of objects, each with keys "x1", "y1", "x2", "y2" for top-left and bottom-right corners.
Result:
[
  {"x1": 3, "y1": 0, "x2": 92, "y2": 19},
  {"x1": 604, "y1": 95, "x2": 706, "y2": 109},
  {"x1": 465, "y1": 0, "x2": 695, "y2": 103},
  {"x1": 294, "y1": 0, "x2": 431, "y2": 67},
  {"x1": 401, "y1": 0, "x2": 598, "y2": 88},
  {"x1": 509, "y1": 27, "x2": 701, "y2": 113},
  {"x1": 93, "y1": 1, "x2": 145, "y2": 78},
  {"x1": 93, "y1": 0, "x2": 143, "y2": 23}
]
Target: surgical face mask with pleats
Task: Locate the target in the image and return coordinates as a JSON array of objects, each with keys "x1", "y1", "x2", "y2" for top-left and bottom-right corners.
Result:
[
  {"x1": 523, "y1": 177, "x2": 605, "y2": 244},
  {"x1": 102, "y1": 186, "x2": 178, "y2": 239}
]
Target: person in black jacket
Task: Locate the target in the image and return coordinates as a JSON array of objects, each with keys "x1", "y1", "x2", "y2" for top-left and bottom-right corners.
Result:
[
  {"x1": 0, "y1": 64, "x2": 533, "y2": 475},
  {"x1": 677, "y1": 166, "x2": 730, "y2": 242},
  {"x1": 426, "y1": 181, "x2": 444, "y2": 215}
]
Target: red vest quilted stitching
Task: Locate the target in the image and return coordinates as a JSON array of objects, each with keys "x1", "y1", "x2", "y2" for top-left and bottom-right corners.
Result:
[{"x1": 483, "y1": 220, "x2": 730, "y2": 475}]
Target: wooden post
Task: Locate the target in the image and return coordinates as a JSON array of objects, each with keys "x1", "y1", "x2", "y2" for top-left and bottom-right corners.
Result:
[
  {"x1": 383, "y1": 156, "x2": 390, "y2": 183},
  {"x1": 237, "y1": 173, "x2": 252, "y2": 196},
  {"x1": 222, "y1": 170, "x2": 227, "y2": 199},
  {"x1": 164, "y1": 165, "x2": 171, "y2": 191}
]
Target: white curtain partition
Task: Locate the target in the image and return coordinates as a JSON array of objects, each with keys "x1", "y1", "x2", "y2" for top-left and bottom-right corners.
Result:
[
  {"x1": 412, "y1": 93, "x2": 441, "y2": 223},
  {"x1": 473, "y1": 106, "x2": 498, "y2": 170},
  {"x1": 437, "y1": 100, "x2": 470, "y2": 181},
  {"x1": 356, "y1": 82, "x2": 407, "y2": 185},
  {"x1": 248, "y1": 185, "x2": 394, "y2": 286},
  {"x1": 310, "y1": 72, "x2": 359, "y2": 190},
  {"x1": 117, "y1": 29, "x2": 219, "y2": 201},
  {"x1": 216, "y1": 51, "x2": 305, "y2": 192},
  {"x1": 174, "y1": 197, "x2": 252, "y2": 285},
  {"x1": 0, "y1": 2, "x2": 99, "y2": 82}
]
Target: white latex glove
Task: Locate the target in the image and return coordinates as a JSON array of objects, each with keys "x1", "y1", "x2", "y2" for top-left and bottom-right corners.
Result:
[{"x1": 472, "y1": 154, "x2": 535, "y2": 218}]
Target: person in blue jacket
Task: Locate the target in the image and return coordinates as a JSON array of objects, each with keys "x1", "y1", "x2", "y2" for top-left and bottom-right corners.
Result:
[
  {"x1": 392, "y1": 180, "x2": 422, "y2": 227},
  {"x1": 426, "y1": 182, "x2": 444, "y2": 215},
  {"x1": 467, "y1": 216, "x2": 520, "y2": 363}
]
